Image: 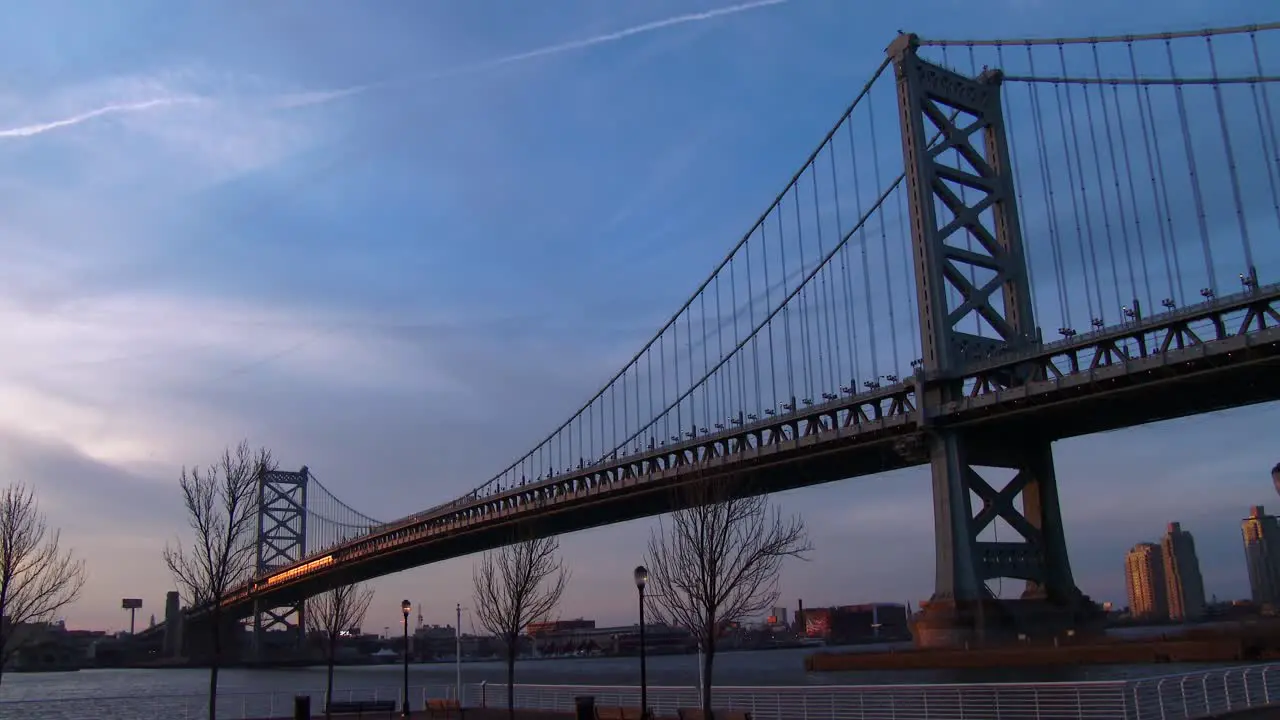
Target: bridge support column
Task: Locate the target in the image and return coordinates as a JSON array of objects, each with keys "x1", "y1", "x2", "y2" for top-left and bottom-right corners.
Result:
[
  {"x1": 253, "y1": 467, "x2": 310, "y2": 662},
  {"x1": 887, "y1": 33, "x2": 1101, "y2": 646},
  {"x1": 916, "y1": 429, "x2": 1101, "y2": 647}
]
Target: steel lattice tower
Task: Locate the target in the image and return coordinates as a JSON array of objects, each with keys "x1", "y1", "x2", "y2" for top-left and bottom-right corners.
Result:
[
  {"x1": 888, "y1": 34, "x2": 1098, "y2": 646},
  {"x1": 253, "y1": 466, "x2": 309, "y2": 656}
]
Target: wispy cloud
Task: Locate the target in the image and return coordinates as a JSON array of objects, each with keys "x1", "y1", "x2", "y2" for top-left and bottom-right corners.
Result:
[
  {"x1": 0, "y1": 96, "x2": 202, "y2": 139},
  {"x1": 273, "y1": 84, "x2": 374, "y2": 110},
  {"x1": 0, "y1": 74, "x2": 347, "y2": 193}
]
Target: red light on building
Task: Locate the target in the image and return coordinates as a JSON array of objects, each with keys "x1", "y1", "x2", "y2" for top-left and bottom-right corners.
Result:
[{"x1": 804, "y1": 608, "x2": 832, "y2": 638}]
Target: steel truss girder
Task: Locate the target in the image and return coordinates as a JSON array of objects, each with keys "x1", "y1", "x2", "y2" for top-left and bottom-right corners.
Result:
[
  {"x1": 888, "y1": 33, "x2": 1037, "y2": 375},
  {"x1": 254, "y1": 468, "x2": 309, "y2": 643},
  {"x1": 959, "y1": 285, "x2": 1280, "y2": 402}
]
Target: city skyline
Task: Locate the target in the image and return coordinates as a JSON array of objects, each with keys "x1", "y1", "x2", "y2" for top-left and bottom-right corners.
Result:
[{"x1": 0, "y1": 0, "x2": 1276, "y2": 634}]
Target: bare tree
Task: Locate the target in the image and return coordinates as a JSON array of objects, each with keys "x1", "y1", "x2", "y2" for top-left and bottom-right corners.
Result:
[
  {"x1": 306, "y1": 583, "x2": 375, "y2": 718},
  {"x1": 646, "y1": 480, "x2": 811, "y2": 719},
  {"x1": 0, "y1": 484, "x2": 86, "y2": 686},
  {"x1": 164, "y1": 441, "x2": 274, "y2": 720},
  {"x1": 472, "y1": 536, "x2": 570, "y2": 719}
]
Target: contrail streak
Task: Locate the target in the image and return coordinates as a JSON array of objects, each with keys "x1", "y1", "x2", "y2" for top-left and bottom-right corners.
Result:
[
  {"x1": 274, "y1": 85, "x2": 372, "y2": 110},
  {"x1": 434, "y1": 0, "x2": 789, "y2": 78},
  {"x1": 284, "y1": 0, "x2": 790, "y2": 105},
  {"x1": 0, "y1": 97, "x2": 201, "y2": 139},
  {"x1": 0, "y1": 1, "x2": 788, "y2": 133}
]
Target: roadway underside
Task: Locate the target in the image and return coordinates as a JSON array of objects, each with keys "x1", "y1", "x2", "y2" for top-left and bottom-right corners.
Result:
[{"x1": 236, "y1": 336, "x2": 1280, "y2": 615}]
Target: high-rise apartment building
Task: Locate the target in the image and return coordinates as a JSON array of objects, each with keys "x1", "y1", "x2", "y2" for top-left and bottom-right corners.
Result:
[
  {"x1": 1243, "y1": 506, "x2": 1280, "y2": 607},
  {"x1": 1162, "y1": 522, "x2": 1206, "y2": 621},
  {"x1": 1125, "y1": 543, "x2": 1168, "y2": 620}
]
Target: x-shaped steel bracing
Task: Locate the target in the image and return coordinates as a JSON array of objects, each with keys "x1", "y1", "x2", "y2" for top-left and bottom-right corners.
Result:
[
  {"x1": 890, "y1": 36, "x2": 1080, "y2": 633},
  {"x1": 254, "y1": 469, "x2": 309, "y2": 645},
  {"x1": 892, "y1": 35, "x2": 1037, "y2": 373}
]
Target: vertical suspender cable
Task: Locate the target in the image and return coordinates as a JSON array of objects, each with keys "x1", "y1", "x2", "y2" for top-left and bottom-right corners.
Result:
[
  {"x1": 1050, "y1": 45, "x2": 1100, "y2": 324},
  {"x1": 996, "y1": 44, "x2": 1041, "y2": 327},
  {"x1": 1129, "y1": 41, "x2": 1185, "y2": 304},
  {"x1": 1165, "y1": 38, "x2": 1217, "y2": 296},
  {"x1": 1249, "y1": 31, "x2": 1280, "y2": 234},
  {"x1": 777, "y1": 209, "x2": 797, "y2": 405},
  {"x1": 868, "y1": 91, "x2": 899, "y2": 376},
  {"x1": 850, "y1": 115, "x2": 880, "y2": 381},
  {"x1": 1204, "y1": 34, "x2": 1256, "y2": 276},
  {"x1": 1026, "y1": 44, "x2": 1073, "y2": 332},
  {"x1": 1078, "y1": 44, "x2": 1128, "y2": 316},
  {"x1": 792, "y1": 190, "x2": 815, "y2": 402},
  {"x1": 813, "y1": 167, "x2": 839, "y2": 397},
  {"x1": 834, "y1": 132, "x2": 863, "y2": 387}
]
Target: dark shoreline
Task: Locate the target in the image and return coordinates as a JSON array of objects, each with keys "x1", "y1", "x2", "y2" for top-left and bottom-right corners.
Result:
[{"x1": 807, "y1": 623, "x2": 1280, "y2": 672}]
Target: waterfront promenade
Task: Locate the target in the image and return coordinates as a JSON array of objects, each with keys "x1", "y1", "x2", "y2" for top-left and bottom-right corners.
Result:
[
  {"x1": 5, "y1": 663, "x2": 1280, "y2": 720},
  {"x1": 5, "y1": 647, "x2": 1280, "y2": 719}
]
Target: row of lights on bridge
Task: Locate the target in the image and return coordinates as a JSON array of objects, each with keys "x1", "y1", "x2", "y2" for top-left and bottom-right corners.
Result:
[
  {"x1": 1056, "y1": 268, "x2": 1261, "y2": 338},
  {"x1": 489, "y1": 367, "x2": 929, "y2": 492}
]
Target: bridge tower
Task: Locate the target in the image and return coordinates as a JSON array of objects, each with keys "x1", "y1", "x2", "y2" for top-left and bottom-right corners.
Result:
[
  {"x1": 887, "y1": 34, "x2": 1101, "y2": 646},
  {"x1": 253, "y1": 466, "x2": 310, "y2": 659}
]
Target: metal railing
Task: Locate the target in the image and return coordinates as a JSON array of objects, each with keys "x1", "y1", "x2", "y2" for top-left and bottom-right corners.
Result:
[
  {"x1": 1, "y1": 664, "x2": 1275, "y2": 719},
  {"x1": 477, "y1": 665, "x2": 1279, "y2": 720},
  {"x1": 1127, "y1": 664, "x2": 1279, "y2": 719},
  {"x1": 479, "y1": 680, "x2": 1129, "y2": 720},
  {"x1": 0, "y1": 683, "x2": 456, "y2": 720}
]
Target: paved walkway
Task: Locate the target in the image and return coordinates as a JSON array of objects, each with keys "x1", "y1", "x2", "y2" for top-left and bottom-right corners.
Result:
[
  {"x1": 253, "y1": 709, "x2": 576, "y2": 720},
  {"x1": 253, "y1": 705, "x2": 1280, "y2": 720}
]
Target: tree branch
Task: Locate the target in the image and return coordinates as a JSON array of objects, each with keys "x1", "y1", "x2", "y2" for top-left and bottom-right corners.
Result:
[
  {"x1": 646, "y1": 478, "x2": 811, "y2": 648},
  {"x1": 471, "y1": 535, "x2": 570, "y2": 651},
  {"x1": 306, "y1": 582, "x2": 375, "y2": 644},
  {"x1": 0, "y1": 483, "x2": 86, "y2": 672},
  {"x1": 163, "y1": 441, "x2": 275, "y2": 610}
]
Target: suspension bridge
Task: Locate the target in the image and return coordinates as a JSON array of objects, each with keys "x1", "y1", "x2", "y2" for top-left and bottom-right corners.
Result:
[{"x1": 156, "y1": 23, "x2": 1280, "y2": 655}]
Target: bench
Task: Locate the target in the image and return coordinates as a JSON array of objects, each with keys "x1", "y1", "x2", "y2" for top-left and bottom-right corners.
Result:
[
  {"x1": 595, "y1": 707, "x2": 646, "y2": 720},
  {"x1": 677, "y1": 710, "x2": 752, "y2": 720},
  {"x1": 325, "y1": 699, "x2": 397, "y2": 718},
  {"x1": 427, "y1": 698, "x2": 466, "y2": 719}
]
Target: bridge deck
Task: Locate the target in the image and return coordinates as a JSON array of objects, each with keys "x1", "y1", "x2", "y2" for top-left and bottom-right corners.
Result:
[{"x1": 200, "y1": 285, "x2": 1280, "y2": 617}]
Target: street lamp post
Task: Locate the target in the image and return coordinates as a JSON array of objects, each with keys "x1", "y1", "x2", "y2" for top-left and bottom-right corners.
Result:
[
  {"x1": 634, "y1": 565, "x2": 649, "y2": 719},
  {"x1": 401, "y1": 599, "x2": 412, "y2": 717},
  {"x1": 455, "y1": 603, "x2": 463, "y2": 704}
]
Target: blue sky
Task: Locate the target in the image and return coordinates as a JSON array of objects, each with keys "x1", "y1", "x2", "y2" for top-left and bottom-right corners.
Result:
[{"x1": 0, "y1": 0, "x2": 1275, "y2": 635}]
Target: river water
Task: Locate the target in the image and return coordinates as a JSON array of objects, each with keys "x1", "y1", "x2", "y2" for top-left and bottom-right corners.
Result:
[{"x1": 0, "y1": 644, "x2": 1230, "y2": 704}]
